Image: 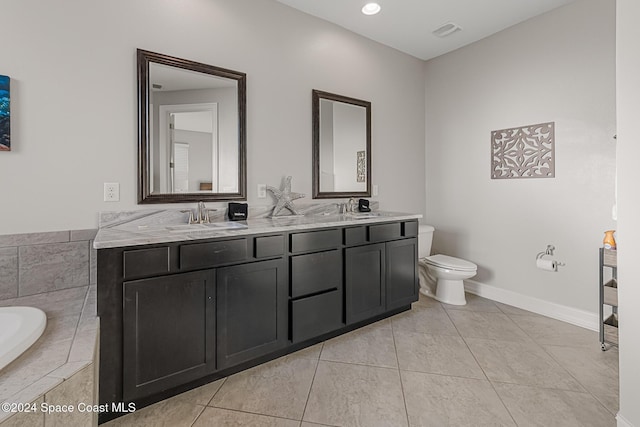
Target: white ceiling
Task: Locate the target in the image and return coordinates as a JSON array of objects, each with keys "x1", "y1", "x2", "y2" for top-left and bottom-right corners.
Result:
[{"x1": 276, "y1": 0, "x2": 580, "y2": 60}]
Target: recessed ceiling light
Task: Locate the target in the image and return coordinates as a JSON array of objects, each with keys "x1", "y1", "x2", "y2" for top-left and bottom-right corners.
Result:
[{"x1": 362, "y1": 3, "x2": 381, "y2": 16}]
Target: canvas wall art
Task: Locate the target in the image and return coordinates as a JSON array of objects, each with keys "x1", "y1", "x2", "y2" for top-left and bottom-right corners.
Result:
[{"x1": 0, "y1": 75, "x2": 9, "y2": 151}]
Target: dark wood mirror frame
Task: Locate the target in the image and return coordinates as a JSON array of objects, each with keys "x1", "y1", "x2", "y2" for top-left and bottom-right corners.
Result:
[
  {"x1": 312, "y1": 90, "x2": 371, "y2": 199},
  {"x1": 137, "y1": 49, "x2": 247, "y2": 204}
]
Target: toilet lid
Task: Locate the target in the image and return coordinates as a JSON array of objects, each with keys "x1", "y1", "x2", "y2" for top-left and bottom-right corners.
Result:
[{"x1": 423, "y1": 254, "x2": 477, "y2": 271}]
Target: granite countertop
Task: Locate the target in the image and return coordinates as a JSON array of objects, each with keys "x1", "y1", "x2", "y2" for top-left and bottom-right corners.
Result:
[{"x1": 94, "y1": 208, "x2": 422, "y2": 250}]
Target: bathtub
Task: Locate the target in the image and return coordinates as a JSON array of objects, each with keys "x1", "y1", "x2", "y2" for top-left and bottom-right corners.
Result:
[{"x1": 0, "y1": 306, "x2": 47, "y2": 371}]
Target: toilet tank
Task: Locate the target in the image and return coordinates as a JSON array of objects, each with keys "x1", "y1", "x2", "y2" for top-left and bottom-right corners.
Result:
[{"x1": 418, "y1": 225, "x2": 434, "y2": 258}]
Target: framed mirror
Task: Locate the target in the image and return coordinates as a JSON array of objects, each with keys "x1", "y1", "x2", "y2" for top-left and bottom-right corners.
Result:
[
  {"x1": 312, "y1": 90, "x2": 371, "y2": 199},
  {"x1": 137, "y1": 49, "x2": 246, "y2": 203}
]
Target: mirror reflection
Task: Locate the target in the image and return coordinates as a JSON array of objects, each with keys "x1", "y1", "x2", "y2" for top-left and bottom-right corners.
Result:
[
  {"x1": 312, "y1": 90, "x2": 371, "y2": 199},
  {"x1": 138, "y1": 49, "x2": 246, "y2": 203}
]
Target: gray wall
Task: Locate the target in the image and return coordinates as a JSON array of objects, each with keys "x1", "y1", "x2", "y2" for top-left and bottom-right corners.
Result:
[
  {"x1": 424, "y1": 0, "x2": 616, "y2": 314},
  {"x1": 0, "y1": 0, "x2": 426, "y2": 235}
]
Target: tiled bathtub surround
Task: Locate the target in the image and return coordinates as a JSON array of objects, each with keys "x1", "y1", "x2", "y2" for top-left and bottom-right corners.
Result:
[
  {"x1": 0, "y1": 229, "x2": 97, "y2": 300},
  {"x1": 0, "y1": 285, "x2": 98, "y2": 426}
]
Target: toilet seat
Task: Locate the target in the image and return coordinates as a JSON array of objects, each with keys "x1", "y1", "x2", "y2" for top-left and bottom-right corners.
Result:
[{"x1": 422, "y1": 254, "x2": 476, "y2": 272}]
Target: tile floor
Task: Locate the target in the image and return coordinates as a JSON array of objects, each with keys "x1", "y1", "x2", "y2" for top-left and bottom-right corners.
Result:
[{"x1": 104, "y1": 294, "x2": 618, "y2": 427}]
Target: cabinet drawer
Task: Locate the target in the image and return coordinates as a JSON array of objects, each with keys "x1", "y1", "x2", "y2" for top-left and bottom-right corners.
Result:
[
  {"x1": 369, "y1": 223, "x2": 401, "y2": 242},
  {"x1": 291, "y1": 290, "x2": 343, "y2": 342},
  {"x1": 255, "y1": 235, "x2": 284, "y2": 258},
  {"x1": 403, "y1": 221, "x2": 418, "y2": 237},
  {"x1": 344, "y1": 226, "x2": 367, "y2": 246},
  {"x1": 290, "y1": 229, "x2": 341, "y2": 253},
  {"x1": 291, "y1": 250, "x2": 342, "y2": 298},
  {"x1": 180, "y1": 239, "x2": 248, "y2": 270},
  {"x1": 123, "y1": 247, "x2": 170, "y2": 279}
]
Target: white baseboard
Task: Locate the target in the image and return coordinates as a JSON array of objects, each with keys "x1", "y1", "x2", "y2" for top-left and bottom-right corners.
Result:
[
  {"x1": 464, "y1": 279, "x2": 599, "y2": 331},
  {"x1": 617, "y1": 413, "x2": 635, "y2": 427}
]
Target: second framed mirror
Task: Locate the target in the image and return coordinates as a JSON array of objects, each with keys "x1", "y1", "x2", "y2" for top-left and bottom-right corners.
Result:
[{"x1": 312, "y1": 90, "x2": 371, "y2": 199}]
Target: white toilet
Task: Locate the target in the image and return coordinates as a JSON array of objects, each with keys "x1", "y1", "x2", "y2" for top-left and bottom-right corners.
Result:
[{"x1": 418, "y1": 225, "x2": 477, "y2": 306}]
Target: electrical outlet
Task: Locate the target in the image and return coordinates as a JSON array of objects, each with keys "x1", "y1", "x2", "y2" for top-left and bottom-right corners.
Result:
[
  {"x1": 373, "y1": 184, "x2": 379, "y2": 197},
  {"x1": 104, "y1": 183, "x2": 120, "y2": 202},
  {"x1": 257, "y1": 184, "x2": 267, "y2": 199}
]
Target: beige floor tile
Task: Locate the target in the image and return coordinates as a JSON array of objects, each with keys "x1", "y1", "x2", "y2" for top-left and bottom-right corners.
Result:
[
  {"x1": 401, "y1": 371, "x2": 515, "y2": 426},
  {"x1": 103, "y1": 398, "x2": 205, "y2": 427},
  {"x1": 304, "y1": 361, "x2": 407, "y2": 427},
  {"x1": 446, "y1": 310, "x2": 531, "y2": 342},
  {"x1": 210, "y1": 355, "x2": 317, "y2": 420},
  {"x1": 544, "y1": 345, "x2": 619, "y2": 401},
  {"x1": 176, "y1": 378, "x2": 226, "y2": 406},
  {"x1": 320, "y1": 323, "x2": 397, "y2": 368},
  {"x1": 412, "y1": 292, "x2": 443, "y2": 309},
  {"x1": 293, "y1": 343, "x2": 324, "y2": 360},
  {"x1": 508, "y1": 314, "x2": 598, "y2": 348},
  {"x1": 394, "y1": 329, "x2": 484, "y2": 379},
  {"x1": 495, "y1": 302, "x2": 540, "y2": 317},
  {"x1": 391, "y1": 304, "x2": 459, "y2": 336},
  {"x1": 494, "y1": 382, "x2": 616, "y2": 427},
  {"x1": 442, "y1": 293, "x2": 502, "y2": 313},
  {"x1": 594, "y1": 392, "x2": 619, "y2": 416},
  {"x1": 466, "y1": 338, "x2": 584, "y2": 391},
  {"x1": 193, "y1": 407, "x2": 299, "y2": 426}
]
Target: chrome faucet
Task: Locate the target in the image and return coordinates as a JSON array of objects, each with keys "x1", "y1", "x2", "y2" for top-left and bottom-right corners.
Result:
[
  {"x1": 347, "y1": 198, "x2": 357, "y2": 213},
  {"x1": 181, "y1": 201, "x2": 216, "y2": 224}
]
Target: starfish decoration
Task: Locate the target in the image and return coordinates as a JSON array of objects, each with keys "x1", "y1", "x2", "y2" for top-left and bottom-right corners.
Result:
[{"x1": 267, "y1": 176, "x2": 306, "y2": 216}]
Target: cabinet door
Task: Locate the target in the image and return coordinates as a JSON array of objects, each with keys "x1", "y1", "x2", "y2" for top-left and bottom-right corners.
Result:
[
  {"x1": 386, "y1": 238, "x2": 418, "y2": 310},
  {"x1": 345, "y1": 243, "x2": 386, "y2": 324},
  {"x1": 122, "y1": 270, "x2": 216, "y2": 401},
  {"x1": 217, "y1": 259, "x2": 287, "y2": 369}
]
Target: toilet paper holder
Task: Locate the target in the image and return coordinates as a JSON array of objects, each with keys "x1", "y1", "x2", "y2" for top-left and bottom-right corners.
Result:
[
  {"x1": 536, "y1": 245, "x2": 565, "y2": 269},
  {"x1": 538, "y1": 245, "x2": 556, "y2": 257}
]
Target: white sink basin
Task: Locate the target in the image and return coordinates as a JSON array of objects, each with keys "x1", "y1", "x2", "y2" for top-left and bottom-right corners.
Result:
[
  {"x1": 166, "y1": 222, "x2": 248, "y2": 233},
  {"x1": 346, "y1": 212, "x2": 383, "y2": 219}
]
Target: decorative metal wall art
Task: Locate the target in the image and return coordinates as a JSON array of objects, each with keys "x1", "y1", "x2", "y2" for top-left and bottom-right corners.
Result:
[
  {"x1": 356, "y1": 150, "x2": 366, "y2": 183},
  {"x1": 491, "y1": 122, "x2": 555, "y2": 179},
  {"x1": 0, "y1": 75, "x2": 10, "y2": 151}
]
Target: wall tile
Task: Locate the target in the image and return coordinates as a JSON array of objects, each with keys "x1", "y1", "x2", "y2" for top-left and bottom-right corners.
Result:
[
  {"x1": 89, "y1": 244, "x2": 96, "y2": 286},
  {"x1": 0, "y1": 232, "x2": 69, "y2": 248},
  {"x1": 70, "y1": 229, "x2": 97, "y2": 242},
  {"x1": 0, "y1": 287, "x2": 88, "y2": 317},
  {"x1": 19, "y1": 242, "x2": 89, "y2": 296},
  {"x1": 0, "y1": 396, "x2": 45, "y2": 426},
  {"x1": 0, "y1": 247, "x2": 18, "y2": 299}
]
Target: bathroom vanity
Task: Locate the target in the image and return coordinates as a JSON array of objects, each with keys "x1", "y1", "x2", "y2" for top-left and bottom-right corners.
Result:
[{"x1": 94, "y1": 211, "x2": 420, "y2": 423}]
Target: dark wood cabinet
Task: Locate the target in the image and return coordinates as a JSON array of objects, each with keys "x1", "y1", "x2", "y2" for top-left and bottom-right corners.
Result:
[
  {"x1": 122, "y1": 270, "x2": 216, "y2": 401},
  {"x1": 345, "y1": 243, "x2": 386, "y2": 324},
  {"x1": 216, "y1": 259, "x2": 287, "y2": 369},
  {"x1": 385, "y1": 238, "x2": 418, "y2": 311},
  {"x1": 98, "y1": 220, "x2": 419, "y2": 423}
]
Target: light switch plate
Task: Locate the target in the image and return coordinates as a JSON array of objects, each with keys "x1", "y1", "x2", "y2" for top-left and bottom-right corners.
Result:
[
  {"x1": 257, "y1": 184, "x2": 267, "y2": 199},
  {"x1": 373, "y1": 184, "x2": 379, "y2": 197}
]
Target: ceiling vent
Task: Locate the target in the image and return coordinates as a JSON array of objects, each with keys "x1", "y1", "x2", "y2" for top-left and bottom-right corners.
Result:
[{"x1": 432, "y1": 22, "x2": 462, "y2": 38}]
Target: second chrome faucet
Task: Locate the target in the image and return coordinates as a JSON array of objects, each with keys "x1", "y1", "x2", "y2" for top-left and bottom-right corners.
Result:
[{"x1": 181, "y1": 201, "x2": 216, "y2": 224}]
